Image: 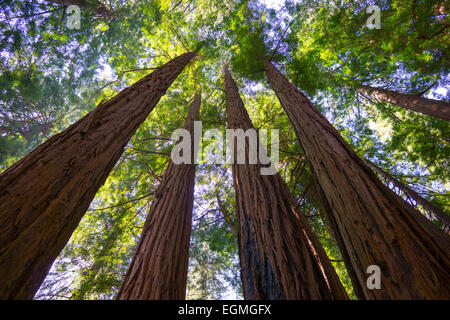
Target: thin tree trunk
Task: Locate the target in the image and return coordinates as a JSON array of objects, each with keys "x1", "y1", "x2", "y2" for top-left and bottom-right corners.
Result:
[
  {"x1": 358, "y1": 85, "x2": 450, "y2": 121},
  {"x1": 116, "y1": 93, "x2": 200, "y2": 300},
  {"x1": 0, "y1": 52, "x2": 195, "y2": 300},
  {"x1": 224, "y1": 68, "x2": 348, "y2": 300},
  {"x1": 266, "y1": 61, "x2": 450, "y2": 299}
]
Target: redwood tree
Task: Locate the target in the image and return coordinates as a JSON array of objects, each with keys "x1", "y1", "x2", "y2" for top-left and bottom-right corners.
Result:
[
  {"x1": 304, "y1": 173, "x2": 367, "y2": 299},
  {"x1": 224, "y1": 68, "x2": 348, "y2": 300},
  {"x1": 116, "y1": 93, "x2": 201, "y2": 300},
  {"x1": 364, "y1": 159, "x2": 450, "y2": 231},
  {"x1": 265, "y1": 61, "x2": 450, "y2": 299},
  {"x1": 358, "y1": 85, "x2": 450, "y2": 122},
  {"x1": 306, "y1": 159, "x2": 450, "y2": 299},
  {"x1": 0, "y1": 52, "x2": 196, "y2": 300}
]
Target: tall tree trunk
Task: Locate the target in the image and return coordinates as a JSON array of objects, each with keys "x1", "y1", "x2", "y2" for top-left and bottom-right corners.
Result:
[
  {"x1": 305, "y1": 174, "x2": 367, "y2": 300},
  {"x1": 224, "y1": 68, "x2": 348, "y2": 300},
  {"x1": 364, "y1": 159, "x2": 450, "y2": 230},
  {"x1": 358, "y1": 85, "x2": 450, "y2": 121},
  {"x1": 116, "y1": 93, "x2": 201, "y2": 300},
  {"x1": 308, "y1": 172, "x2": 450, "y2": 299},
  {"x1": 0, "y1": 52, "x2": 195, "y2": 300},
  {"x1": 265, "y1": 62, "x2": 450, "y2": 299}
]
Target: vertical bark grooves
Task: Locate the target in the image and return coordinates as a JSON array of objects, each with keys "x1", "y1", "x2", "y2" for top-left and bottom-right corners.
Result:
[
  {"x1": 306, "y1": 176, "x2": 367, "y2": 299},
  {"x1": 116, "y1": 93, "x2": 201, "y2": 300},
  {"x1": 364, "y1": 159, "x2": 450, "y2": 231},
  {"x1": 0, "y1": 52, "x2": 196, "y2": 300},
  {"x1": 224, "y1": 68, "x2": 348, "y2": 300},
  {"x1": 359, "y1": 85, "x2": 450, "y2": 121},
  {"x1": 266, "y1": 61, "x2": 450, "y2": 299}
]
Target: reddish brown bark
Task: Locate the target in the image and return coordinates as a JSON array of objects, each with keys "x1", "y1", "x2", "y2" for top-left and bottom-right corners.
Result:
[
  {"x1": 116, "y1": 93, "x2": 201, "y2": 300},
  {"x1": 266, "y1": 61, "x2": 450, "y2": 299},
  {"x1": 359, "y1": 85, "x2": 450, "y2": 121},
  {"x1": 365, "y1": 159, "x2": 450, "y2": 231},
  {"x1": 307, "y1": 164, "x2": 450, "y2": 299},
  {"x1": 0, "y1": 52, "x2": 195, "y2": 300},
  {"x1": 305, "y1": 174, "x2": 367, "y2": 300},
  {"x1": 224, "y1": 68, "x2": 348, "y2": 300}
]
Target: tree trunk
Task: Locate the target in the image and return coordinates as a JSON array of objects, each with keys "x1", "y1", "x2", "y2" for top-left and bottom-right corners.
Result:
[
  {"x1": 224, "y1": 68, "x2": 348, "y2": 300},
  {"x1": 0, "y1": 52, "x2": 195, "y2": 300},
  {"x1": 45, "y1": 0, "x2": 116, "y2": 19},
  {"x1": 305, "y1": 174, "x2": 367, "y2": 300},
  {"x1": 266, "y1": 61, "x2": 450, "y2": 299},
  {"x1": 358, "y1": 85, "x2": 450, "y2": 121},
  {"x1": 116, "y1": 93, "x2": 200, "y2": 300},
  {"x1": 364, "y1": 159, "x2": 450, "y2": 230}
]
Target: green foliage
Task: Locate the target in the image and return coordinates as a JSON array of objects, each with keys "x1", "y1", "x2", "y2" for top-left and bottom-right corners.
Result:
[
  {"x1": 283, "y1": 0, "x2": 449, "y2": 183},
  {"x1": 226, "y1": 1, "x2": 268, "y2": 79}
]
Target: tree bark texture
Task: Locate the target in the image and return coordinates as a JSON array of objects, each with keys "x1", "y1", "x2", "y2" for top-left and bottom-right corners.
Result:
[
  {"x1": 45, "y1": 0, "x2": 116, "y2": 19},
  {"x1": 359, "y1": 85, "x2": 450, "y2": 121},
  {"x1": 365, "y1": 159, "x2": 450, "y2": 231},
  {"x1": 224, "y1": 68, "x2": 348, "y2": 300},
  {"x1": 307, "y1": 165, "x2": 450, "y2": 298},
  {"x1": 305, "y1": 174, "x2": 367, "y2": 300},
  {"x1": 0, "y1": 52, "x2": 195, "y2": 299},
  {"x1": 116, "y1": 93, "x2": 200, "y2": 300},
  {"x1": 266, "y1": 61, "x2": 450, "y2": 299}
]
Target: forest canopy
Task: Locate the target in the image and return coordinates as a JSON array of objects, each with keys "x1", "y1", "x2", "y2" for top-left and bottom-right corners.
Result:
[{"x1": 0, "y1": 0, "x2": 448, "y2": 300}]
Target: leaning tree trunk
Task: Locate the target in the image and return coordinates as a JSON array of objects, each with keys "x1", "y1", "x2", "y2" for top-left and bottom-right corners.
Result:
[
  {"x1": 0, "y1": 52, "x2": 195, "y2": 300},
  {"x1": 224, "y1": 68, "x2": 348, "y2": 300},
  {"x1": 306, "y1": 161, "x2": 450, "y2": 299},
  {"x1": 266, "y1": 61, "x2": 450, "y2": 299},
  {"x1": 364, "y1": 159, "x2": 450, "y2": 231},
  {"x1": 116, "y1": 93, "x2": 201, "y2": 300},
  {"x1": 358, "y1": 85, "x2": 450, "y2": 121}
]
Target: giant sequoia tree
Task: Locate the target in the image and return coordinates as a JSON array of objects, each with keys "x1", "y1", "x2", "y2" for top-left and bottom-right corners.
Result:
[{"x1": 0, "y1": 52, "x2": 195, "y2": 299}]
